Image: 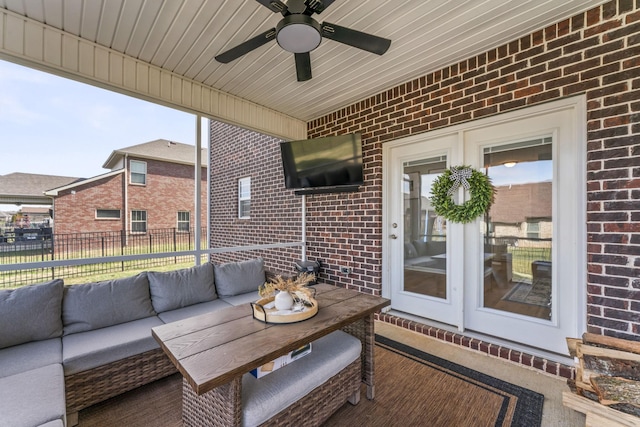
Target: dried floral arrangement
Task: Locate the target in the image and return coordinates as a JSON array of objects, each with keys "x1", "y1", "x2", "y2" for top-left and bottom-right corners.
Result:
[{"x1": 258, "y1": 273, "x2": 316, "y2": 306}]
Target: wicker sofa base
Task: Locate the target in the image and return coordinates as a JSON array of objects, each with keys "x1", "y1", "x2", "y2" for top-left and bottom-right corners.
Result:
[
  {"x1": 182, "y1": 357, "x2": 361, "y2": 427},
  {"x1": 64, "y1": 348, "x2": 177, "y2": 414}
]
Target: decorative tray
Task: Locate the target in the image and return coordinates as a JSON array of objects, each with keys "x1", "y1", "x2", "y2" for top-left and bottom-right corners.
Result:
[{"x1": 250, "y1": 296, "x2": 318, "y2": 324}]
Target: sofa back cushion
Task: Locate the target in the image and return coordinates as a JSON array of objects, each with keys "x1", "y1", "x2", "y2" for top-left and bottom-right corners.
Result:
[
  {"x1": 62, "y1": 273, "x2": 155, "y2": 335},
  {"x1": 147, "y1": 263, "x2": 217, "y2": 313},
  {"x1": 426, "y1": 241, "x2": 447, "y2": 256},
  {"x1": 413, "y1": 240, "x2": 447, "y2": 256},
  {"x1": 404, "y1": 242, "x2": 418, "y2": 259},
  {"x1": 214, "y1": 258, "x2": 265, "y2": 298},
  {"x1": 0, "y1": 279, "x2": 64, "y2": 349}
]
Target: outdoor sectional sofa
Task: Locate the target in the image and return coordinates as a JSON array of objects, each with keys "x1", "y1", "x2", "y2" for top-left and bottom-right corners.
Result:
[{"x1": 0, "y1": 258, "x2": 362, "y2": 427}]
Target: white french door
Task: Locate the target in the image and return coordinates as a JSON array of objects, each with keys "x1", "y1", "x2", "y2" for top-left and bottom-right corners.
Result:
[
  {"x1": 384, "y1": 134, "x2": 462, "y2": 326},
  {"x1": 383, "y1": 96, "x2": 586, "y2": 355}
]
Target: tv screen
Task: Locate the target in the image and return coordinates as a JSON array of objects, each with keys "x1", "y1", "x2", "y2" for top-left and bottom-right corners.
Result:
[{"x1": 280, "y1": 133, "x2": 363, "y2": 191}]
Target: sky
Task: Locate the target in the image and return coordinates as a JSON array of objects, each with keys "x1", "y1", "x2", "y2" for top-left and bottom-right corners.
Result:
[
  {"x1": 0, "y1": 59, "x2": 205, "y2": 211},
  {"x1": 1, "y1": 58, "x2": 552, "y2": 212}
]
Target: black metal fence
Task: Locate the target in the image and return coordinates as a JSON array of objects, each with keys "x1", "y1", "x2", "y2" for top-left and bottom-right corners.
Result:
[
  {"x1": 0, "y1": 227, "x2": 208, "y2": 288},
  {"x1": 484, "y1": 236, "x2": 552, "y2": 280}
]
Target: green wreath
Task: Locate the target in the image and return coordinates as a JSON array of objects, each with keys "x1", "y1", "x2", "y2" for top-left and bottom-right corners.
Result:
[{"x1": 430, "y1": 165, "x2": 495, "y2": 223}]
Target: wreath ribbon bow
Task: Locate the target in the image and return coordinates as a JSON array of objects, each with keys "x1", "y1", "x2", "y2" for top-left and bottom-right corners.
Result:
[{"x1": 447, "y1": 167, "x2": 473, "y2": 196}]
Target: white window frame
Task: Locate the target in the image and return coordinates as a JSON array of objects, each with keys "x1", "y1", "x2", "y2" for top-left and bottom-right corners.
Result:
[
  {"x1": 130, "y1": 160, "x2": 147, "y2": 185},
  {"x1": 526, "y1": 220, "x2": 540, "y2": 239},
  {"x1": 131, "y1": 210, "x2": 147, "y2": 233},
  {"x1": 177, "y1": 211, "x2": 190, "y2": 232},
  {"x1": 95, "y1": 209, "x2": 121, "y2": 220},
  {"x1": 238, "y1": 177, "x2": 251, "y2": 219}
]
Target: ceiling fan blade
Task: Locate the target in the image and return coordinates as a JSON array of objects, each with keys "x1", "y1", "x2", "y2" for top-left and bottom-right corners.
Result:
[
  {"x1": 254, "y1": 0, "x2": 287, "y2": 14},
  {"x1": 321, "y1": 22, "x2": 391, "y2": 55},
  {"x1": 215, "y1": 28, "x2": 276, "y2": 63},
  {"x1": 295, "y1": 52, "x2": 312, "y2": 81},
  {"x1": 307, "y1": 0, "x2": 336, "y2": 14},
  {"x1": 305, "y1": 0, "x2": 334, "y2": 15}
]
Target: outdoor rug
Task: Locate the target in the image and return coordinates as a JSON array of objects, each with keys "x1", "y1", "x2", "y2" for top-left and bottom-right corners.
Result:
[
  {"x1": 502, "y1": 278, "x2": 551, "y2": 307},
  {"x1": 78, "y1": 335, "x2": 544, "y2": 427},
  {"x1": 325, "y1": 335, "x2": 545, "y2": 427}
]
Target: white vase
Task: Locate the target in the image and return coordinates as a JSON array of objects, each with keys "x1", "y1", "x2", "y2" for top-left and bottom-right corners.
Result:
[{"x1": 274, "y1": 291, "x2": 294, "y2": 310}]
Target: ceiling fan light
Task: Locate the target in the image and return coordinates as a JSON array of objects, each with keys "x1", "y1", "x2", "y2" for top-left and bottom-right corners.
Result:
[{"x1": 276, "y1": 14, "x2": 322, "y2": 53}]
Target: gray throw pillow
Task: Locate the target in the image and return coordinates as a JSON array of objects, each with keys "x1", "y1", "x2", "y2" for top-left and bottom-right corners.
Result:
[
  {"x1": 0, "y1": 279, "x2": 64, "y2": 349},
  {"x1": 62, "y1": 273, "x2": 155, "y2": 335},
  {"x1": 214, "y1": 258, "x2": 265, "y2": 298},
  {"x1": 404, "y1": 242, "x2": 418, "y2": 259},
  {"x1": 147, "y1": 263, "x2": 217, "y2": 313}
]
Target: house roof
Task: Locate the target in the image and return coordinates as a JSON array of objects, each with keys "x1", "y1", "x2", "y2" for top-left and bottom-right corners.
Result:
[
  {"x1": 489, "y1": 182, "x2": 552, "y2": 224},
  {"x1": 19, "y1": 206, "x2": 51, "y2": 215},
  {"x1": 44, "y1": 169, "x2": 125, "y2": 196},
  {"x1": 102, "y1": 140, "x2": 208, "y2": 170},
  {"x1": 0, "y1": 173, "x2": 83, "y2": 205}
]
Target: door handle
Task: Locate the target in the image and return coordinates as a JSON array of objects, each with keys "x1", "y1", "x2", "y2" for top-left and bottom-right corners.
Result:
[{"x1": 390, "y1": 234, "x2": 397, "y2": 239}]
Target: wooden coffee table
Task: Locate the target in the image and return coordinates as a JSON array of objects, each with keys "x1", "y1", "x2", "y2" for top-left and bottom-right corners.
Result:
[{"x1": 152, "y1": 283, "x2": 390, "y2": 425}]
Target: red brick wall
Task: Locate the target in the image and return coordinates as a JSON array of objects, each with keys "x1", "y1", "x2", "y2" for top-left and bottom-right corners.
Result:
[
  {"x1": 53, "y1": 172, "x2": 125, "y2": 235},
  {"x1": 53, "y1": 159, "x2": 207, "y2": 235},
  {"x1": 127, "y1": 157, "x2": 207, "y2": 231},
  {"x1": 306, "y1": 0, "x2": 640, "y2": 339},
  {"x1": 209, "y1": 121, "x2": 302, "y2": 274},
  {"x1": 210, "y1": 1, "x2": 640, "y2": 340}
]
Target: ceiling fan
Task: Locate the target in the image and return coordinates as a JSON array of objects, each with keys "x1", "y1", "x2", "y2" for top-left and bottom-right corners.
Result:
[{"x1": 215, "y1": 0, "x2": 391, "y2": 81}]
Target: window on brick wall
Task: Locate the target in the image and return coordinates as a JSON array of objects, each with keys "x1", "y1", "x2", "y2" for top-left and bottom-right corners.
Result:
[
  {"x1": 238, "y1": 177, "x2": 251, "y2": 219},
  {"x1": 96, "y1": 209, "x2": 121, "y2": 219},
  {"x1": 177, "y1": 211, "x2": 190, "y2": 232},
  {"x1": 131, "y1": 210, "x2": 147, "y2": 233},
  {"x1": 130, "y1": 160, "x2": 147, "y2": 185},
  {"x1": 526, "y1": 221, "x2": 540, "y2": 239}
]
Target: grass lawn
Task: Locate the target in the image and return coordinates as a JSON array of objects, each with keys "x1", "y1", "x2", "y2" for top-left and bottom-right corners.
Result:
[
  {"x1": 62, "y1": 261, "x2": 201, "y2": 285},
  {"x1": 1, "y1": 255, "x2": 209, "y2": 289},
  {"x1": 510, "y1": 247, "x2": 551, "y2": 280}
]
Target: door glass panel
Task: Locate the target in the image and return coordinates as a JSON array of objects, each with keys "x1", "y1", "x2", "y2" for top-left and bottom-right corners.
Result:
[
  {"x1": 403, "y1": 156, "x2": 447, "y2": 299},
  {"x1": 482, "y1": 138, "x2": 553, "y2": 320}
]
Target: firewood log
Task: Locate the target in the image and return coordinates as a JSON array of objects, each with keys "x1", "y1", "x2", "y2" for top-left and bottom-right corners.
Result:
[
  {"x1": 590, "y1": 376, "x2": 640, "y2": 408},
  {"x1": 583, "y1": 333, "x2": 640, "y2": 356}
]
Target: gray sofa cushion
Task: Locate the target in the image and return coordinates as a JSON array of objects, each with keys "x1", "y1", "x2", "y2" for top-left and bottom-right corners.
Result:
[
  {"x1": 242, "y1": 330, "x2": 361, "y2": 427},
  {"x1": 221, "y1": 291, "x2": 261, "y2": 307},
  {"x1": 404, "y1": 242, "x2": 418, "y2": 259},
  {"x1": 62, "y1": 316, "x2": 164, "y2": 375},
  {"x1": 0, "y1": 338, "x2": 62, "y2": 378},
  {"x1": 214, "y1": 258, "x2": 265, "y2": 298},
  {"x1": 412, "y1": 240, "x2": 428, "y2": 256},
  {"x1": 412, "y1": 240, "x2": 447, "y2": 257},
  {"x1": 0, "y1": 279, "x2": 64, "y2": 349},
  {"x1": 62, "y1": 273, "x2": 155, "y2": 335},
  {"x1": 158, "y1": 299, "x2": 233, "y2": 324},
  {"x1": 38, "y1": 420, "x2": 65, "y2": 427},
  {"x1": 0, "y1": 363, "x2": 66, "y2": 427},
  {"x1": 148, "y1": 264, "x2": 217, "y2": 313}
]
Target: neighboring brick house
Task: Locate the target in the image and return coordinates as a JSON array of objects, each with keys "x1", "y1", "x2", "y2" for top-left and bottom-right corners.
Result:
[
  {"x1": 17, "y1": 207, "x2": 52, "y2": 226},
  {"x1": 490, "y1": 182, "x2": 553, "y2": 241},
  {"x1": 210, "y1": 2, "x2": 640, "y2": 375},
  {"x1": 46, "y1": 139, "x2": 207, "y2": 235}
]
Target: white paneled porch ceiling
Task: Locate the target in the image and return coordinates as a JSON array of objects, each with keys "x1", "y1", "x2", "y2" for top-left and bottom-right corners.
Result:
[{"x1": 1, "y1": 0, "x2": 607, "y2": 122}]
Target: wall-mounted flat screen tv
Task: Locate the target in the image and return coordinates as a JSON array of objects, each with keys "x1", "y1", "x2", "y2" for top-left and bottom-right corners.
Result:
[{"x1": 280, "y1": 133, "x2": 363, "y2": 194}]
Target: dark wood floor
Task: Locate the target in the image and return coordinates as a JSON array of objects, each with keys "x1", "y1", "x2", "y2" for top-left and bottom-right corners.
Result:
[
  {"x1": 403, "y1": 268, "x2": 551, "y2": 320},
  {"x1": 404, "y1": 269, "x2": 446, "y2": 298}
]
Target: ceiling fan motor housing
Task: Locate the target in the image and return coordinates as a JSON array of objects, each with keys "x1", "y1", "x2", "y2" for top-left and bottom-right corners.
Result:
[{"x1": 276, "y1": 14, "x2": 322, "y2": 53}]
